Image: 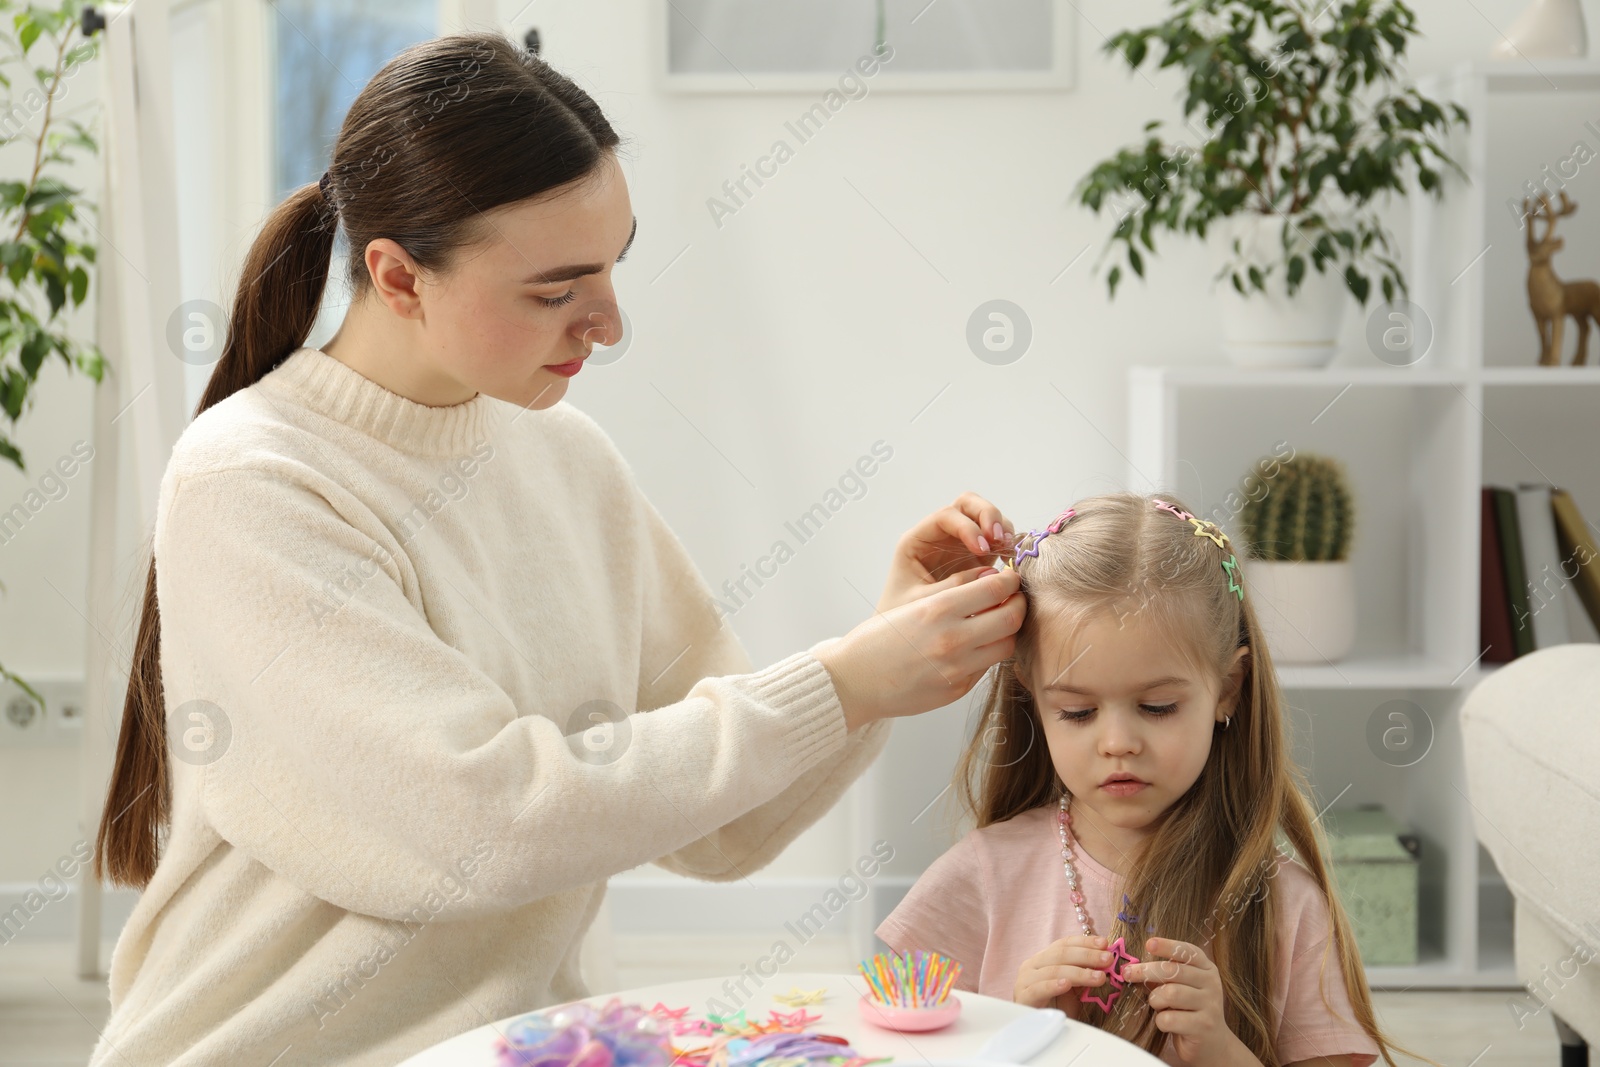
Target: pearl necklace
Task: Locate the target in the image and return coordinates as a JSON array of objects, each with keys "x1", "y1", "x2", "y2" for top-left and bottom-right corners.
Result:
[
  {"x1": 1058, "y1": 793, "x2": 1146, "y2": 1016},
  {"x1": 1056, "y1": 792, "x2": 1094, "y2": 936}
]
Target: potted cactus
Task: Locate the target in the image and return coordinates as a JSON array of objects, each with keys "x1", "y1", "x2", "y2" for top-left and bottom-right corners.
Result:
[{"x1": 1237, "y1": 453, "x2": 1357, "y2": 664}]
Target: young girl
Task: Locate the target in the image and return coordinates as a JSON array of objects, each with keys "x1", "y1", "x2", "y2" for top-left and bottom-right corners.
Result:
[{"x1": 878, "y1": 491, "x2": 1419, "y2": 1066}]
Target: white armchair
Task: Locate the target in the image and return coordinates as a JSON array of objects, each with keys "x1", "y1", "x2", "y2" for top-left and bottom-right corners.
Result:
[{"x1": 1462, "y1": 644, "x2": 1600, "y2": 1065}]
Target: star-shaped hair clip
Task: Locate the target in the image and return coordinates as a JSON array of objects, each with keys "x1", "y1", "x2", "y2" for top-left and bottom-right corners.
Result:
[
  {"x1": 648, "y1": 1003, "x2": 690, "y2": 1023},
  {"x1": 1187, "y1": 517, "x2": 1229, "y2": 549},
  {"x1": 1009, "y1": 508, "x2": 1077, "y2": 570},
  {"x1": 1154, "y1": 498, "x2": 1228, "y2": 546},
  {"x1": 1079, "y1": 934, "x2": 1140, "y2": 1013},
  {"x1": 672, "y1": 1017, "x2": 721, "y2": 1037},
  {"x1": 1154, "y1": 499, "x2": 1244, "y2": 601},
  {"x1": 1222, "y1": 554, "x2": 1244, "y2": 601},
  {"x1": 736, "y1": 1018, "x2": 784, "y2": 1037},
  {"x1": 707, "y1": 1008, "x2": 748, "y2": 1033},
  {"x1": 1116, "y1": 893, "x2": 1158, "y2": 935},
  {"x1": 768, "y1": 1007, "x2": 822, "y2": 1028},
  {"x1": 771, "y1": 986, "x2": 827, "y2": 1007}
]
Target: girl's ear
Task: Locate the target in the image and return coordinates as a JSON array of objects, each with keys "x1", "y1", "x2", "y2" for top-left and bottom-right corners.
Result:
[{"x1": 1216, "y1": 645, "x2": 1251, "y2": 720}]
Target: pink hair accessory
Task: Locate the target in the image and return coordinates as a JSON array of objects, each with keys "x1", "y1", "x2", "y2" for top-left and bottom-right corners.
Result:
[
  {"x1": 647, "y1": 1004, "x2": 689, "y2": 1022},
  {"x1": 1154, "y1": 498, "x2": 1229, "y2": 547},
  {"x1": 1004, "y1": 507, "x2": 1077, "y2": 570},
  {"x1": 1153, "y1": 499, "x2": 1244, "y2": 602},
  {"x1": 1079, "y1": 935, "x2": 1140, "y2": 1013},
  {"x1": 1008, "y1": 499, "x2": 1244, "y2": 602}
]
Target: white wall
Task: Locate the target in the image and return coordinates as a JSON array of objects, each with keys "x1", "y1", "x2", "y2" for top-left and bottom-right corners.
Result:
[{"x1": 0, "y1": 0, "x2": 1556, "y2": 898}]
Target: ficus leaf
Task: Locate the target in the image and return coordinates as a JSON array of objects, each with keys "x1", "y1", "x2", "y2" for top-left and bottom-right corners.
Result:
[{"x1": 1071, "y1": 0, "x2": 1467, "y2": 304}]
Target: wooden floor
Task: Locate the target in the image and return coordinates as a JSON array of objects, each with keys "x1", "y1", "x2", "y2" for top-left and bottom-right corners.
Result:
[{"x1": 0, "y1": 937, "x2": 1567, "y2": 1066}]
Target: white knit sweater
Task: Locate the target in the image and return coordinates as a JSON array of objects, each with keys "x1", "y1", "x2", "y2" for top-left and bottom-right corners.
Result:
[{"x1": 92, "y1": 347, "x2": 891, "y2": 1066}]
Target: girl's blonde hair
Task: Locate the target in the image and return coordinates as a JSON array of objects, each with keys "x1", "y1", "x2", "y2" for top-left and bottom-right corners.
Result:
[{"x1": 951, "y1": 490, "x2": 1416, "y2": 1064}]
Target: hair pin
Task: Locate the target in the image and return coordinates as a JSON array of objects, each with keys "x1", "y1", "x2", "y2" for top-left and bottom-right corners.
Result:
[
  {"x1": 1003, "y1": 507, "x2": 1077, "y2": 571},
  {"x1": 1005, "y1": 499, "x2": 1244, "y2": 602},
  {"x1": 1154, "y1": 499, "x2": 1244, "y2": 602}
]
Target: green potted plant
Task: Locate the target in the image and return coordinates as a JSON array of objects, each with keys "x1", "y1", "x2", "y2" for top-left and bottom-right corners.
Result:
[
  {"x1": 1238, "y1": 453, "x2": 1356, "y2": 664},
  {"x1": 0, "y1": 0, "x2": 105, "y2": 708},
  {"x1": 1075, "y1": 1, "x2": 1470, "y2": 369}
]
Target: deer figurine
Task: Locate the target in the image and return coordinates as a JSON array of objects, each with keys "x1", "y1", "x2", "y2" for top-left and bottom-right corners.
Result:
[{"x1": 1525, "y1": 190, "x2": 1600, "y2": 366}]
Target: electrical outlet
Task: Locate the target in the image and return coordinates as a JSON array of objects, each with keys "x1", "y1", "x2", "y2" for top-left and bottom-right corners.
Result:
[
  {"x1": 4, "y1": 695, "x2": 38, "y2": 730},
  {"x1": 0, "y1": 676, "x2": 87, "y2": 748}
]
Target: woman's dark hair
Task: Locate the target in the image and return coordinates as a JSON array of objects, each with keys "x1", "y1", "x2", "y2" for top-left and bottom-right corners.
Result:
[{"x1": 95, "y1": 31, "x2": 624, "y2": 887}]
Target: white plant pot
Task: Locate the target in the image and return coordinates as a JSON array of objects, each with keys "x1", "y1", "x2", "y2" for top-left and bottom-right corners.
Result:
[
  {"x1": 1247, "y1": 560, "x2": 1356, "y2": 665},
  {"x1": 1491, "y1": 0, "x2": 1587, "y2": 60},
  {"x1": 1214, "y1": 214, "x2": 1348, "y2": 369}
]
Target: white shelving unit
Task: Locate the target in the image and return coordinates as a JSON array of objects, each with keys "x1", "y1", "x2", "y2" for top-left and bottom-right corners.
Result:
[{"x1": 1124, "y1": 60, "x2": 1600, "y2": 990}]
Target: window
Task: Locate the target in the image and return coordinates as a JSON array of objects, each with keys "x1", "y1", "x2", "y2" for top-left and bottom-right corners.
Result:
[
  {"x1": 270, "y1": 0, "x2": 437, "y2": 201},
  {"x1": 271, "y1": 0, "x2": 437, "y2": 345}
]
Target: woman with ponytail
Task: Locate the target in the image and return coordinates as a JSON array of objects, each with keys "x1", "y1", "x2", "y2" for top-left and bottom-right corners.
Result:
[{"x1": 90, "y1": 32, "x2": 1024, "y2": 1066}]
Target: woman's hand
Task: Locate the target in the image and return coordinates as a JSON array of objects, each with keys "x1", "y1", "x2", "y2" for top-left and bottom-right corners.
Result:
[
  {"x1": 1125, "y1": 937, "x2": 1252, "y2": 1066},
  {"x1": 876, "y1": 493, "x2": 1018, "y2": 614},
  {"x1": 815, "y1": 568, "x2": 1025, "y2": 731},
  {"x1": 1013, "y1": 934, "x2": 1114, "y2": 1019}
]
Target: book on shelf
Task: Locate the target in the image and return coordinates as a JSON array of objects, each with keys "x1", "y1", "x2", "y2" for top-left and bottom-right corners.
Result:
[
  {"x1": 1480, "y1": 484, "x2": 1600, "y2": 661},
  {"x1": 1479, "y1": 488, "x2": 1516, "y2": 663},
  {"x1": 1516, "y1": 484, "x2": 1572, "y2": 650},
  {"x1": 1487, "y1": 487, "x2": 1536, "y2": 658}
]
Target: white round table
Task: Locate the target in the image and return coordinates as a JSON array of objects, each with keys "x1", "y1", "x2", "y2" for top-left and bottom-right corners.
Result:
[{"x1": 398, "y1": 971, "x2": 1162, "y2": 1066}]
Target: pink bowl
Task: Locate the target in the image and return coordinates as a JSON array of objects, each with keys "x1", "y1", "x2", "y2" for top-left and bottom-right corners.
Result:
[{"x1": 857, "y1": 993, "x2": 962, "y2": 1032}]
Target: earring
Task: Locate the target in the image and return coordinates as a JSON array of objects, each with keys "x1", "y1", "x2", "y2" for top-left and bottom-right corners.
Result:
[{"x1": 1219, "y1": 715, "x2": 1232, "y2": 730}]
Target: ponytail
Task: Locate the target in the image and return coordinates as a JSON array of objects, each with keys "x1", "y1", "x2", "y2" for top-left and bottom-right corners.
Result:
[{"x1": 94, "y1": 181, "x2": 336, "y2": 886}]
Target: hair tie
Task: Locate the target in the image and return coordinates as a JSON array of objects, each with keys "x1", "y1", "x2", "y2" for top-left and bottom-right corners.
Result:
[
  {"x1": 1153, "y1": 499, "x2": 1244, "y2": 602},
  {"x1": 318, "y1": 169, "x2": 335, "y2": 211}
]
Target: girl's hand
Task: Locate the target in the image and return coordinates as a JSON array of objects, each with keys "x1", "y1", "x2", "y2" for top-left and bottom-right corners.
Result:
[
  {"x1": 877, "y1": 493, "x2": 1018, "y2": 613},
  {"x1": 1012, "y1": 934, "x2": 1113, "y2": 1019},
  {"x1": 1125, "y1": 937, "x2": 1248, "y2": 1066}
]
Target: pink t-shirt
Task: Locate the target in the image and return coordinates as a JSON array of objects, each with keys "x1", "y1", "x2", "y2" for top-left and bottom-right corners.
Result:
[{"x1": 877, "y1": 806, "x2": 1379, "y2": 1067}]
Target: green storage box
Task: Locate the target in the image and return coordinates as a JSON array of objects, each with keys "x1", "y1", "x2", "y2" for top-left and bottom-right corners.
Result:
[{"x1": 1323, "y1": 806, "x2": 1419, "y2": 967}]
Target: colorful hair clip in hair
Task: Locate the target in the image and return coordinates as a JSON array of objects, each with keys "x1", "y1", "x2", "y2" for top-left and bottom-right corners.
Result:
[
  {"x1": 1153, "y1": 499, "x2": 1244, "y2": 602},
  {"x1": 1003, "y1": 507, "x2": 1077, "y2": 571}
]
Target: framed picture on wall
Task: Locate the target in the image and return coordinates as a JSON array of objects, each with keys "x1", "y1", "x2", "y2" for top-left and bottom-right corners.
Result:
[{"x1": 656, "y1": 0, "x2": 1077, "y2": 93}]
